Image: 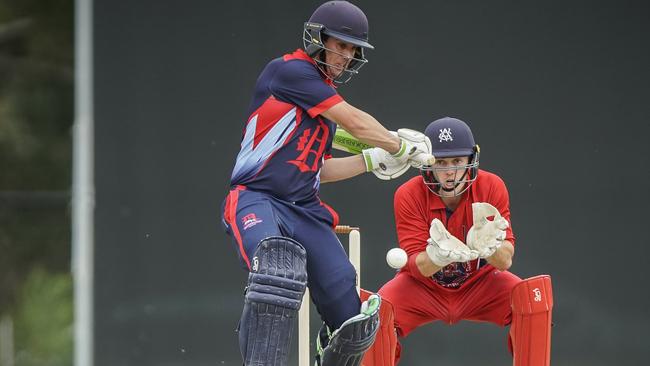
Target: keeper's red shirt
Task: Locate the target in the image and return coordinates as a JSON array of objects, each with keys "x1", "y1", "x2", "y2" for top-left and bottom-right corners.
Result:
[{"x1": 394, "y1": 169, "x2": 515, "y2": 289}]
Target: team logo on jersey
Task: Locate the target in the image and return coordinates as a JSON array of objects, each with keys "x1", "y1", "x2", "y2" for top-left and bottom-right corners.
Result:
[
  {"x1": 433, "y1": 261, "x2": 474, "y2": 288},
  {"x1": 288, "y1": 121, "x2": 329, "y2": 172},
  {"x1": 242, "y1": 213, "x2": 263, "y2": 230},
  {"x1": 438, "y1": 128, "x2": 453, "y2": 142}
]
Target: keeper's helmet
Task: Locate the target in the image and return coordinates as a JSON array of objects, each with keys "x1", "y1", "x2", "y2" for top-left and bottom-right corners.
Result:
[
  {"x1": 420, "y1": 117, "x2": 480, "y2": 197},
  {"x1": 303, "y1": 1, "x2": 374, "y2": 83}
]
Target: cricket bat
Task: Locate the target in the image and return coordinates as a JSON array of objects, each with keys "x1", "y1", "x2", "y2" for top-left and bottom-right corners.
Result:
[
  {"x1": 332, "y1": 128, "x2": 372, "y2": 154},
  {"x1": 333, "y1": 128, "x2": 436, "y2": 166}
]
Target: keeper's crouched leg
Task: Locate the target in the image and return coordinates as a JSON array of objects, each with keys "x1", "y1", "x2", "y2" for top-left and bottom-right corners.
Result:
[
  {"x1": 238, "y1": 237, "x2": 308, "y2": 366},
  {"x1": 316, "y1": 294, "x2": 381, "y2": 366}
]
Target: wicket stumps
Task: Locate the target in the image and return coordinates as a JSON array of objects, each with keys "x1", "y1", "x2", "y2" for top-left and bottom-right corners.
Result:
[{"x1": 298, "y1": 225, "x2": 361, "y2": 366}]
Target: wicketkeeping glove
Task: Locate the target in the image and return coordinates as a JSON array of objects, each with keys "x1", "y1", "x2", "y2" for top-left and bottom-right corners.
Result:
[
  {"x1": 466, "y1": 202, "x2": 509, "y2": 258},
  {"x1": 426, "y1": 219, "x2": 479, "y2": 267}
]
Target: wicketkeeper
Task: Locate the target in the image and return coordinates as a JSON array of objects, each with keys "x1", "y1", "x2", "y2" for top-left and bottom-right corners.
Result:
[
  {"x1": 220, "y1": 1, "x2": 434, "y2": 365},
  {"x1": 361, "y1": 117, "x2": 554, "y2": 366}
]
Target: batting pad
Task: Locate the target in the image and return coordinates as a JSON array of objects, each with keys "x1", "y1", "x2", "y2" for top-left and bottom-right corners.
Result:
[{"x1": 239, "y1": 237, "x2": 308, "y2": 366}]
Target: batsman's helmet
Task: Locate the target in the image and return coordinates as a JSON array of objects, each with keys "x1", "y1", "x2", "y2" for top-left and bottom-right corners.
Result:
[
  {"x1": 421, "y1": 117, "x2": 480, "y2": 196},
  {"x1": 303, "y1": 1, "x2": 374, "y2": 83}
]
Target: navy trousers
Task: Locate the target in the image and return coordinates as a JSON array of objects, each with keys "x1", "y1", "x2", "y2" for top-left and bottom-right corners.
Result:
[{"x1": 222, "y1": 187, "x2": 360, "y2": 329}]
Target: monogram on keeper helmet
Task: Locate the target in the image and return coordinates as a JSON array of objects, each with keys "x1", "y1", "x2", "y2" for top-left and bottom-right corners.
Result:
[
  {"x1": 421, "y1": 117, "x2": 481, "y2": 197},
  {"x1": 303, "y1": 1, "x2": 374, "y2": 83}
]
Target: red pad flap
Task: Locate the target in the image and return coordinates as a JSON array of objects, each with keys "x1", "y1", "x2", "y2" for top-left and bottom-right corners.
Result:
[
  {"x1": 360, "y1": 289, "x2": 397, "y2": 366},
  {"x1": 510, "y1": 275, "x2": 554, "y2": 366},
  {"x1": 511, "y1": 275, "x2": 553, "y2": 315}
]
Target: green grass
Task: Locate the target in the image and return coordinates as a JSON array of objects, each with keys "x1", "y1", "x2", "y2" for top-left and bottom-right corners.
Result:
[{"x1": 13, "y1": 268, "x2": 72, "y2": 366}]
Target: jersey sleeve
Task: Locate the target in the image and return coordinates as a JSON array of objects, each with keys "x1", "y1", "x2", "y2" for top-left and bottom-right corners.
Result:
[
  {"x1": 393, "y1": 183, "x2": 432, "y2": 281},
  {"x1": 269, "y1": 61, "x2": 343, "y2": 118},
  {"x1": 323, "y1": 125, "x2": 336, "y2": 160}
]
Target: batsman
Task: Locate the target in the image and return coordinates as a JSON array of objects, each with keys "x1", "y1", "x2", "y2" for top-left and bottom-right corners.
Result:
[
  {"x1": 220, "y1": 1, "x2": 433, "y2": 365},
  {"x1": 361, "y1": 117, "x2": 554, "y2": 366}
]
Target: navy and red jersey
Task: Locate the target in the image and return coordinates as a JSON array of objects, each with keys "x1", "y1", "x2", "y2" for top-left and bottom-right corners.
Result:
[
  {"x1": 394, "y1": 170, "x2": 516, "y2": 289},
  {"x1": 229, "y1": 49, "x2": 344, "y2": 203}
]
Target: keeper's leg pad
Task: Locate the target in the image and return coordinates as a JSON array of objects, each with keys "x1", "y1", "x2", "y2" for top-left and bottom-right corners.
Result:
[
  {"x1": 509, "y1": 275, "x2": 553, "y2": 366},
  {"x1": 238, "y1": 237, "x2": 307, "y2": 366},
  {"x1": 359, "y1": 289, "x2": 397, "y2": 366},
  {"x1": 316, "y1": 294, "x2": 381, "y2": 366}
]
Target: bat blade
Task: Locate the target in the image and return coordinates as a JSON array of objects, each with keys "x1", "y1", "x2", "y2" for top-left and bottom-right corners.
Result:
[{"x1": 332, "y1": 128, "x2": 372, "y2": 154}]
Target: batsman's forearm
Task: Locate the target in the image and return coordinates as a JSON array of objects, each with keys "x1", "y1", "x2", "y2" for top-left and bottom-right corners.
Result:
[
  {"x1": 345, "y1": 109, "x2": 401, "y2": 154},
  {"x1": 322, "y1": 102, "x2": 400, "y2": 154},
  {"x1": 320, "y1": 155, "x2": 366, "y2": 183}
]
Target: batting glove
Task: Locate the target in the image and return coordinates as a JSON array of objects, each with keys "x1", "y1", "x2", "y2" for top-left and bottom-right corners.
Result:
[
  {"x1": 362, "y1": 147, "x2": 410, "y2": 180},
  {"x1": 393, "y1": 128, "x2": 435, "y2": 168}
]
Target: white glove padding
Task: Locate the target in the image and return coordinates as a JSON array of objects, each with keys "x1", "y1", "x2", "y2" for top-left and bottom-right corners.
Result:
[
  {"x1": 426, "y1": 219, "x2": 479, "y2": 267},
  {"x1": 394, "y1": 128, "x2": 435, "y2": 168},
  {"x1": 466, "y1": 202, "x2": 510, "y2": 258},
  {"x1": 362, "y1": 147, "x2": 410, "y2": 180}
]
